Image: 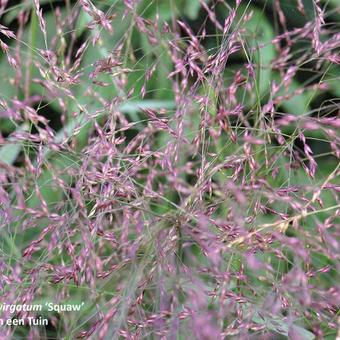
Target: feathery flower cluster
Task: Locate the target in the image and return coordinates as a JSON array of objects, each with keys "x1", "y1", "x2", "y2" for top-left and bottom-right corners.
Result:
[{"x1": 0, "y1": 0, "x2": 339, "y2": 338}]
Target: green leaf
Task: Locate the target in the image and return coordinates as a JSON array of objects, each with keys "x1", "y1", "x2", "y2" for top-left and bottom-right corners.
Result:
[
  {"x1": 252, "y1": 310, "x2": 315, "y2": 339},
  {"x1": 292, "y1": 325, "x2": 315, "y2": 340},
  {"x1": 183, "y1": 0, "x2": 201, "y2": 20},
  {"x1": 0, "y1": 143, "x2": 21, "y2": 165},
  {"x1": 39, "y1": 100, "x2": 175, "y2": 161},
  {"x1": 237, "y1": 4, "x2": 276, "y2": 95},
  {"x1": 0, "y1": 123, "x2": 28, "y2": 165}
]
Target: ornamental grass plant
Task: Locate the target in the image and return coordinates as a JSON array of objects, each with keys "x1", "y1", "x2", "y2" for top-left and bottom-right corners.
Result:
[{"x1": 0, "y1": 0, "x2": 339, "y2": 339}]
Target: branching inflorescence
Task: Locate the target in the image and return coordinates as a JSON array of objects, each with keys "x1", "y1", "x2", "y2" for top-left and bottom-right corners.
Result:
[{"x1": 0, "y1": 0, "x2": 339, "y2": 338}]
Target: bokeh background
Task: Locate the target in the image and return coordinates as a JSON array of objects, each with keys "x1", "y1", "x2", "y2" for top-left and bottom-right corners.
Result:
[{"x1": 0, "y1": 0, "x2": 339, "y2": 339}]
